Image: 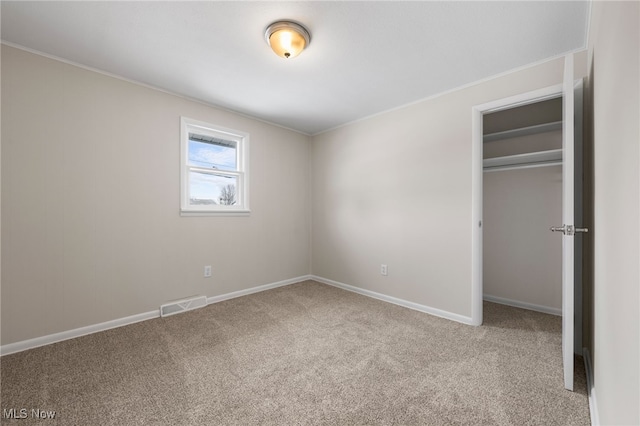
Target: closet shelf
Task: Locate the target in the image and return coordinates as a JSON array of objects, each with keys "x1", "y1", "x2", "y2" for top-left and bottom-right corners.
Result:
[
  {"x1": 483, "y1": 149, "x2": 562, "y2": 172},
  {"x1": 483, "y1": 121, "x2": 562, "y2": 143}
]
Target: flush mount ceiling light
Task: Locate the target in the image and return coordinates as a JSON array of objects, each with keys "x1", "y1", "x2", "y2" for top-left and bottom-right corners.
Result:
[{"x1": 265, "y1": 21, "x2": 311, "y2": 59}]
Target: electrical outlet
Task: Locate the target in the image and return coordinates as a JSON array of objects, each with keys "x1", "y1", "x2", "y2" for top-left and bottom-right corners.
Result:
[
  {"x1": 204, "y1": 265, "x2": 212, "y2": 278},
  {"x1": 381, "y1": 264, "x2": 388, "y2": 276}
]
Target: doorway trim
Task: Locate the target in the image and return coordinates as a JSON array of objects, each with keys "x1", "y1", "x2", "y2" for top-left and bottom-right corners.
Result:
[{"x1": 470, "y1": 83, "x2": 564, "y2": 326}]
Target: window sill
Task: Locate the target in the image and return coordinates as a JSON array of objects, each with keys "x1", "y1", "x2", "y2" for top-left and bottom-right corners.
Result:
[{"x1": 180, "y1": 209, "x2": 251, "y2": 217}]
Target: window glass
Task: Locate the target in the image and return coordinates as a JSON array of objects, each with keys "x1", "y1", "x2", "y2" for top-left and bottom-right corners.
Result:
[
  {"x1": 188, "y1": 134, "x2": 237, "y2": 171},
  {"x1": 188, "y1": 171, "x2": 238, "y2": 206}
]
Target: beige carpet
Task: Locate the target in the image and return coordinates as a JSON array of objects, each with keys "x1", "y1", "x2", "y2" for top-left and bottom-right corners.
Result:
[{"x1": 1, "y1": 280, "x2": 590, "y2": 425}]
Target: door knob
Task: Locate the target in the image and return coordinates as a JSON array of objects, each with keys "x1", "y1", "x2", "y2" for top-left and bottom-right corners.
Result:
[
  {"x1": 550, "y1": 225, "x2": 589, "y2": 235},
  {"x1": 550, "y1": 225, "x2": 568, "y2": 234}
]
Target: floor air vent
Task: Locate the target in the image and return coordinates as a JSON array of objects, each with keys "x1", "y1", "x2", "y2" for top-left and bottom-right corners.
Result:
[{"x1": 160, "y1": 295, "x2": 207, "y2": 318}]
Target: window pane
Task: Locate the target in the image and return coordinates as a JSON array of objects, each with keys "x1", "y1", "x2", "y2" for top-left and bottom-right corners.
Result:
[
  {"x1": 188, "y1": 134, "x2": 237, "y2": 171},
  {"x1": 189, "y1": 171, "x2": 238, "y2": 206}
]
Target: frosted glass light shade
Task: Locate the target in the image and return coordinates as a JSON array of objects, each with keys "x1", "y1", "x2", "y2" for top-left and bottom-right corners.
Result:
[{"x1": 265, "y1": 21, "x2": 310, "y2": 59}]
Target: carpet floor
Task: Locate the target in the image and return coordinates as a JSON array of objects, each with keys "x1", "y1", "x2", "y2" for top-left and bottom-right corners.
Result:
[{"x1": 1, "y1": 280, "x2": 590, "y2": 425}]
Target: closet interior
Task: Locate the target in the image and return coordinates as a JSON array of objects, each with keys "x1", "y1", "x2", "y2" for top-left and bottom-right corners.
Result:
[{"x1": 482, "y1": 98, "x2": 564, "y2": 316}]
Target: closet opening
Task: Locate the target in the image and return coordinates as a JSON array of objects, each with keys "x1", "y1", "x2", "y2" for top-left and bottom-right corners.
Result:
[
  {"x1": 471, "y1": 72, "x2": 585, "y2": 391},
  {"x1": 482, "y1": 97, "x2": 564, "y2": 318},
  {"x1": 471, "y1": 81, "x2": 584, "y2": 353}
]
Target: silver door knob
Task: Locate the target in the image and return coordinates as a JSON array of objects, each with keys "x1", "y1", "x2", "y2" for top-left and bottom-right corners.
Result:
[{"x1": 550, "y1": 225, "x2": 589, "y2": 235}]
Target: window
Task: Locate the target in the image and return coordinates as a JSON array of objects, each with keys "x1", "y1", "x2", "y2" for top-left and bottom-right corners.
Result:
[{"x1": 180, "y1": 117, "x2": 249, "y2": 214}]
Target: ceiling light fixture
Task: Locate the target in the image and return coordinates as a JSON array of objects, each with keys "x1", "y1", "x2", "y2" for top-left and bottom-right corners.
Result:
[{"x1": 265, "y1": 21, "x2": 311, "y2": 59}]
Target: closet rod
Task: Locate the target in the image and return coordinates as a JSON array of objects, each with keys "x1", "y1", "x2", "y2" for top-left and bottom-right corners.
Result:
[
  {"x1": 483, "y1": 149, "x2": 562, "y2": 173},
  {"x1": 484, "y1": 160, "x2": 562, "y2": 173}
]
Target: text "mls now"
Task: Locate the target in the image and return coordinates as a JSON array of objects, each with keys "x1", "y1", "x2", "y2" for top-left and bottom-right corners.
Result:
[{"x1": 3, "y1": 408, "x2": 57, "y2": 419}]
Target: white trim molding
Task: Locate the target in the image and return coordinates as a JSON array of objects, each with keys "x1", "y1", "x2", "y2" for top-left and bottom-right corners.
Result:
[
  {"x1": 0, "y1": 41, "x2": 310, "y2": 137},
  {"x1": 483, "y1": 294, "x2": 562, "y2": 316},
  {"x1": 180, "y1": 116, "x2": 250, "y2": 215},
  {"x1": 471, "y1": 83, "x2": 565, "y2": 327},
  {"x1": 0, "y1": 311, "x2": 159, "y2": 357},
  {"x1": 0, "y1": 275, "x2": 312, "y2": 356},
  {"x1": 206, "y1": 275, "x2": 312, "y2": 305},
  {"x1": 311, "y1": 275, "x2": 474, "y2": 325}
]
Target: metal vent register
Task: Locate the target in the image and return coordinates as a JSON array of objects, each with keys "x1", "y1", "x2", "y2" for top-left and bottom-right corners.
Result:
[{"x1": 160, "y1": 296, "x2": 207, "y2": 317}]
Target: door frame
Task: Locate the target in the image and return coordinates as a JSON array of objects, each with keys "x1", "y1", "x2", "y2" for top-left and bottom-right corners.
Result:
[{"x1": 470, "y1": 83, "x2": 564, "y2": 326}]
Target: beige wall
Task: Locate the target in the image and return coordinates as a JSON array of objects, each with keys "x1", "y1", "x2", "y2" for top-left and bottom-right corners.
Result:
[
  {"x1": 483, "y1": 163, "x2": 562, "y2": 312},
  {"x1": 2, "y1": 8, "x2": 638, "y2": 422},
  {"x1": 4, "y1": 9, "x2": 638, "y2": 423},
  {"x1": 311, "y1": 56, "x2": 586, "y2": 318},
  {"x1": 1, "y1": 46, "x2": 311, "y2": 345},
  {"x1": 588, "y1": 2, "x2": 640, "y2": 425},
  {"x1": 483, "y1": 131, "x2": 562, "y2": 312},
  {"x1": 0, "y1": 45, "x2": 3, "y2": 355}
]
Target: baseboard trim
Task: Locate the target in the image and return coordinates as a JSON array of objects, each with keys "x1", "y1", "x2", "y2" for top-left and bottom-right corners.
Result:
[
  {"x1": 583, "y1": 347, "x2": 600, "y2": 426},
  {"x1": 311, "y1": 275, "x2": 474, "y2": 325},
  {"x1": 0, "y1": 310, "x2": 159, "y2": 357},
  {"x1": 483, "y1": 294, "x2": 562, "y2": 316},
  {"x1": 0, "y1": 275, "x2": 312, "y2": 357},
  {"x1": 206, "y1": 275, "x2": 312, "y2": 305}
]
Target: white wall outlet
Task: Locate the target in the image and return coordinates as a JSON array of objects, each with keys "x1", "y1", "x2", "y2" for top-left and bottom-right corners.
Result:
[
  {"x1": 204, "y1": 265, "x2": 212, "y2": 278},
  {"x1": 381, "y1": 264, "x2": 388, "y2": 276}
]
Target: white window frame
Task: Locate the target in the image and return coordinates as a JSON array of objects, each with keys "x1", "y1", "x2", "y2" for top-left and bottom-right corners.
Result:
[{"x1": 180, "y1": 117, "x2": 250, "y2": 215}]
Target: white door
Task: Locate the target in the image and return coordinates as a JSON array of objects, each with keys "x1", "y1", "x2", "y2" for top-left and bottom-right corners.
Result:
[
  {"x1": 560, "y1": 54, "x2": 575, "y2": 391},
  {"x1": 552, "y1": 54, "x2": 587, "y2": 391},
  {"x1": 473, "y1": 56, "x2": 582, "y2": 391}
]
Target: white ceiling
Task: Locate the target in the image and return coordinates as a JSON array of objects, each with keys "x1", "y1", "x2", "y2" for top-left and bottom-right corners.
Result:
[{"x1": 1, "y1": 1, "x2": 589, "y2": 135}]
